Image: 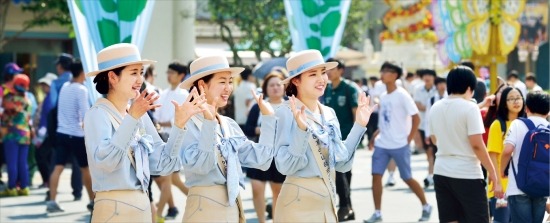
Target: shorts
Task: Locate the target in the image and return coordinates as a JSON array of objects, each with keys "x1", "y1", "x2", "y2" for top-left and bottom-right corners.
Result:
[
  {"x1": 54, "y1": 133, "x2": 88, "y2": 167},
  {"x1": 246, "y1": 160, "x2": 285, "y2": 183},
  {"x1": 433, "y1": 174, "x2": 489, "y2": 223},
  {"x1": 371, "y1": 145, "x2": 412, "y2": 180}
]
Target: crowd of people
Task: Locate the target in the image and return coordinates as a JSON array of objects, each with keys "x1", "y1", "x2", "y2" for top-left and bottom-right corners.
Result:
[{"x1": 0, "y1": 42, "x2": 549, "y2": 223}]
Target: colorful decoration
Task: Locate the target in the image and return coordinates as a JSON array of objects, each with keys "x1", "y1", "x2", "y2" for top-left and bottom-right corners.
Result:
[
  {"x1": 433, "y1": 0, "x2": 525, "y2": 91},
  {"x1": 284, "y1": 0, "x2": 350, "y2": 59},
  {"x1": 380, "y1": 0, "x2": 437, "y2": 43}
]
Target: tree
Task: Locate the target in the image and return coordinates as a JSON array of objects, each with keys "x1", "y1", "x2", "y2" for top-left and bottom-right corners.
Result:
[
  {"x1": 341, "y1": 0, "x2": 373, "y2": 50},
  {"x1": 208, "y1": 0, "x2": 292, "y2": 65},
  {"x1": 0, "y1": 0, "x2": 72, "y2": 52}
]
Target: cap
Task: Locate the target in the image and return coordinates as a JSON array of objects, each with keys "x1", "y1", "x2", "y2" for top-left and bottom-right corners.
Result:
[
  {"x1": 37, "y1": 72, "x2": 58, "y2": 86},
  {"x1": 13, "y1": 74, "x2": 30, "y2": 92},
  {"x1": 3, "y1": 63, "x2": 23, "y2": 76},
  {"x1": 55, "y1": 53, "x2": 74, "y2": 66}
]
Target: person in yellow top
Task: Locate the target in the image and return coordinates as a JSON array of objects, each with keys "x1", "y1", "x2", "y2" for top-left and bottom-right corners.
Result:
[{"x1": 487, "y1": 86, "x2": 525, "y2": 223}]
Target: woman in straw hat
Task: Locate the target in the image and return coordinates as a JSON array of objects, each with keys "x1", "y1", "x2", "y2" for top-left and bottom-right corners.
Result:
[
  {"x1": 273, "y1": 50, "x2": 377, "y2": 222},
  {"x1": 83, "y1": 43, "x2": 206, "y2": 222},
  {"x1": 178, "y1": 55, "x2": 276, "y2": 223}
]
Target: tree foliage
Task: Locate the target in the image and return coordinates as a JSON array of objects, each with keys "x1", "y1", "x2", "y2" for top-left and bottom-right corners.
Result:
[
  {"x1": 208, "y1": 0, "x2": 292, "y2": 65},
  {"x1": 0, "y1": 0, "x2": 72, "y2": 51},
  {"x1": 341, "y1": 0, "x2": 373, "y2": 50},
  {"x1": 209, "y1": 0, "x2": 373, "y2": 63}
]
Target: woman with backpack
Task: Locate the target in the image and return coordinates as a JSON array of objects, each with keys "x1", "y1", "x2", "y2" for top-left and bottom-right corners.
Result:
[
  {"x1": 273, "y1": 50, "x2": 376, "y2": 222},
  {"x1": 487, "y1": 86, "x2": 525, "y2": 223},
  {"x1": 83, "y1": 43, "x2": 204, "y2": 222}
]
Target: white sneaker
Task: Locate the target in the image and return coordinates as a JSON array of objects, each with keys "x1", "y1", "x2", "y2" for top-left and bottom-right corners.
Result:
[
  {"x1": 418, "y1": 204, "x2": 432, "y2": 222},
  {"x1": 385, "y1": 176, "x2": 395, "y2": 187},
  {"x1": 364, "y1": 213, "x2": 382, "y2": 223}
]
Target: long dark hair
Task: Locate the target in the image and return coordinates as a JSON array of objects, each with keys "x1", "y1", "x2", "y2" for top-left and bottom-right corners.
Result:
[
  {"x1": 496, "y1": 87, "x2": 525, "y2": 121},
  {"x1": 483, "y1": 83, "x2": 509, "y2": 128}
]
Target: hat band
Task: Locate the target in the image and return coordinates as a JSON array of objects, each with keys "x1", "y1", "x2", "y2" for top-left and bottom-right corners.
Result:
[
  {"x1": 98, "y1": 54, "x2": 141, "y2": 70},
  {"x1": 288, "y1": 60, "x2": 324, "y2": 76},
  {"x1": 191, "y1": 63, "x2": 229, "y2": 76}
]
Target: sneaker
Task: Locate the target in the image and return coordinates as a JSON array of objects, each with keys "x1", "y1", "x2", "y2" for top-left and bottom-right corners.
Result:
[
  {"x1": 156, "y1": 215, "x2": 165, "y2": 223},
  {"x1": 423, "y1": 177, "x2": 433, "y2": 188},
  {"x1": 0, "y1": 188, "x2": 18, "y2": 197},
  {"x1": 44, "y1": 190, "x2": 50, "y2": 201},
  {"x1": 364, "y1": 213, "x2": 382, "y2": 223},
  {"x1": 385, "y1": 176, "x2": 395, "y2": 187},
  {"x1": 87, "y1": 202, "x2": 94, "y2": 212},
  {"x1": 165, "y1": 207, "x2": 179, "y2": 220},
  {"x1": 266, "y1": 203, "x2": 273, "y2": 219},
  {"x1": 418, "y1": 204, "x2": 432, "y2": 222},
  {"x1": 17, "y1": 187, "x2": 30, "y2": 196},
  {"x1": 73, "y1": 195, "x2": 82, "y2": 201},
  {"x1": 46, "y1": 201, "x2": 65, "y2": 213}
]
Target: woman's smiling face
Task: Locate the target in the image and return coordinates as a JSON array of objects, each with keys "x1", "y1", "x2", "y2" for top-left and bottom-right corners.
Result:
[
  {"x1": 200, "y1": 71, "x2": 234, "y2": 108},
  {"x1": 292, "y1": 67, "x2": 328, "y2": 99},
  {"x1": 109, "y1": 64, "x2": 144, "y2": 100}
]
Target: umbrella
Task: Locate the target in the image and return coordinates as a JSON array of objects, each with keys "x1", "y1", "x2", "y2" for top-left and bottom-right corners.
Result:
[{"x1": 253, "y1": 57, "x2": 288, "y2": 79}]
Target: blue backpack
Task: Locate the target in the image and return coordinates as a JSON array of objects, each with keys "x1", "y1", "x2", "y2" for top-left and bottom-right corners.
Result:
[{"x1": 511, "y1": 118, "x2": 550, "y2": 197}]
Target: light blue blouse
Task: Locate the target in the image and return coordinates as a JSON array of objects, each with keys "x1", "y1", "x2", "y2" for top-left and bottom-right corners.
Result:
[
  {"x1": 274, "y1": 103, "x2": 366, "y2": 177},
  {"x1": 84, "y1": 104, "x2": 186, "y2": 192},
  {"x1": 180, "y1": 114, "x2": 275, "y2": 188}
]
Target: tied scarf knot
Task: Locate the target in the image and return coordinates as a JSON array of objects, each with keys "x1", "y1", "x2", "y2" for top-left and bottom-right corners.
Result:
[
  {"x1": 218, "y1": 136, "x2": 247, "y2": 206},
  {"x1": 129, "y1": 132, "x2": 153, "y2": 193},
  {"x1": 311, "y1": 123, "x2": 347, "y2": 169}
]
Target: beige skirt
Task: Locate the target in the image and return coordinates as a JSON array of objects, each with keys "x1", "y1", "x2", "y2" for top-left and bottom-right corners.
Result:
[
  {"x1": 182, "y1": 185, "x2": 245, "y2": 223},
  {"x1": 274, "y1": 177, "x2": 337, "y2": 223},
  {"x1": 91, "y1": 190, "x2": 151, "y2": 223}
]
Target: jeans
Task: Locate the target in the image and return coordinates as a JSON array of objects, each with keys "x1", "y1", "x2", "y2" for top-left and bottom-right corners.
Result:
[
  {"x1": 3, "y1": 139, "x2": 30, "y2": 189},
  {"x1": 489, "y1": 197, "x2": 511, "y2": 223},
  {"x1": 508, "y1": 194, "x2": 546, "y2": 223}
]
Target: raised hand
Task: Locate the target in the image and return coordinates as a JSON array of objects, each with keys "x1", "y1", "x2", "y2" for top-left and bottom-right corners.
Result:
[
  {"x1": 355, "y1": 92, "x2": 377, "y2": 127},
  {"x1": 129, "y1": 90, "x2": 161, "y2": 119},
  {"x1": 172, "y1": 88, "x2": 206, "y2": 128},
  {"x1": 198, "y1": 85, "x2": 216, "y2": 120},
  {"x1": 251, "y1": 89, "x2": 274, "y2": 116},
  {"x1": 289, "y1": 95, "x2": 308, "y2": 131}
]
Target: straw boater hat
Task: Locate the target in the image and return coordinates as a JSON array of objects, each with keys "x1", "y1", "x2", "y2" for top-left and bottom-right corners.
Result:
[
  {"x1": 86, "y1": 43, "x2": 156, "y2": 77},
  {"x1": 179, "y1": 55, "x2": 244, "y2": 90},
  {"x1": 281, "y1": 49, "x2": 338, "y2": 84}
]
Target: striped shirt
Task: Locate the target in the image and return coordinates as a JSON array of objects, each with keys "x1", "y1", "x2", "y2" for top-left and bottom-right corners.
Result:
[{"x1": 57, "y1": 82, "x2": 90, "y2": 137}]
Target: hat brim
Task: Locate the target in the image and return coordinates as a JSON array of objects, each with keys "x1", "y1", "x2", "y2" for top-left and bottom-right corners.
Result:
[
  {"x1": 86, "y1": 60, "x2": 156, "y2": 77},
  {"x1": 179, "y1": 67, "x2": 245, "y2": 90},
  {"x1": 281, "y1": 61, "x2": 338, "y2": 84}
]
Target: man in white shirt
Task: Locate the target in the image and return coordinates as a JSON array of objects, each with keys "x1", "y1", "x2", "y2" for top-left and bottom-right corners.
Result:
[
  {"x1": 152, "y1": 61, "x2": 190, "y2": 221},
  {"x1": 507, "y1": 70, "x2": 528, "y2": 98},
  {"x1": 428, "y1": 66, "x2": 500, "y2": 223},
  {"x1": 47, "y1": 61, "x2": 93, "y2": 213},
  {"x1": 500, "y1": 92, "x2": 549, "y2": 223},
  {"x1": 233, "y1": 68, "x2": 256, "y2": 129},
  {"x1": 423, "y1": 77, "x2": 447, "y2": 188},
  {"x1": 525, "y1": 74, "x2": 544, "y2": 93},
  {"x1": 365, "y1": 62, "x2": 431, "y2": 223},
  {"x1": 413, "y1": 69, "x2": 436, "y2": 155},
  {"x1": 154, "y1": 62, "x2": 189, "y2": 140}
]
